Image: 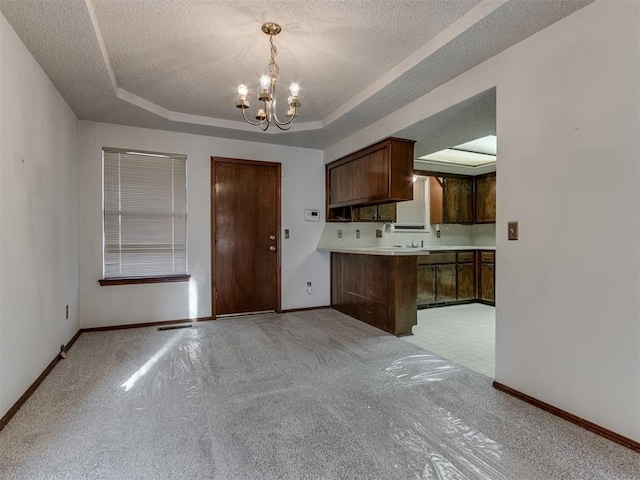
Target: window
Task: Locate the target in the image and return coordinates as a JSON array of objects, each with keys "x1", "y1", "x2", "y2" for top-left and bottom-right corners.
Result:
[{"x1": 101, "y1": 148, "x2": 188, "y2": 285}]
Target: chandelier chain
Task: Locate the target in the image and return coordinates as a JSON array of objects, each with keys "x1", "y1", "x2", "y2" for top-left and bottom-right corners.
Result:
[{"x1": 268, "y1": 35, "x2": 280, "y2": 79}]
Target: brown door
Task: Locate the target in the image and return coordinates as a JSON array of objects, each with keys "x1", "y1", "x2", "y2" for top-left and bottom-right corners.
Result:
[{"x1": 212, "y1": 158, "x2": 281, "y2": 316}]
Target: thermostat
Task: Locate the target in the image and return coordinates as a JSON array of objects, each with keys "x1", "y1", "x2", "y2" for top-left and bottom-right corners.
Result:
[{"x1": 305, "y1": 209, "x2": 320, "y2": 222}]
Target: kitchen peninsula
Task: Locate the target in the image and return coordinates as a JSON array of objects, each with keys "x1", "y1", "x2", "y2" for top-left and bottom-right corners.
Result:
[{"x1": 318, "y1": 246, "x2": 496, "y2": 336}]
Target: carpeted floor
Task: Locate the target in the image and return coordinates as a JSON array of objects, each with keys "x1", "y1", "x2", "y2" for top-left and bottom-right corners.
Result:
[{"x1": 0, "y1": 309, "x2": 638, "y2": 479}]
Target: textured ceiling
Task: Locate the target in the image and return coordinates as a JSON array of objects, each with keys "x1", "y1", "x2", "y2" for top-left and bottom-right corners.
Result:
[{"x1": 0, "y1": 0, "x2": 594, "y2": 150}]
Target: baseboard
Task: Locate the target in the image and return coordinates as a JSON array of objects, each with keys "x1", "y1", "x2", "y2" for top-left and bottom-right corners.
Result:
[
  {"x1": 0, "y1": 330, "x2": 81, "y2": 433},
  {"x1": 280, "y1": 305, "x2": 330, "y2": 313},
  {"x1": 493, "y1": 381, "x2": 640, "y2": 453},
  {"x1": 80, "y1": 316, "x2": 214, "y2": 332}
]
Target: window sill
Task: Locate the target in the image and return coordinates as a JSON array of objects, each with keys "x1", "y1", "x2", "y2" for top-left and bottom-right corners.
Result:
[{"x1": 99, "y1": 275, "x2": 191, "y2": 286}]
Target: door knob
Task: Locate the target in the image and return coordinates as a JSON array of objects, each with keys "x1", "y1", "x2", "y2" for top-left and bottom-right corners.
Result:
[
  {"x1": 269, "y1": 235, "x2": 276, "y2": 240},
  {"x1": 269, "y1": 246, "x2": 276, "y2": 251}
]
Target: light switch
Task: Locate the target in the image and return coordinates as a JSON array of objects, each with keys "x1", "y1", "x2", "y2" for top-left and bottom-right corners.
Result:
[
  {"x1": 508, "y1": 221, "x2": 518, "y2": 240},
  {"x1": 284, "y1": 229, "x2": 289, "y2": 239}
]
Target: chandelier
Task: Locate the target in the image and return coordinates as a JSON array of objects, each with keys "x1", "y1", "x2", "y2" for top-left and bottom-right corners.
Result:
[{"x1": 235, "y1": 22, "x2": 301, "y2": 131}]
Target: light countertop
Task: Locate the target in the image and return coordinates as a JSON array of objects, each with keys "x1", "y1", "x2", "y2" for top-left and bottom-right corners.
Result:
[{"x1": 317, "y1": 246, "x2": 496, "y2": 256}]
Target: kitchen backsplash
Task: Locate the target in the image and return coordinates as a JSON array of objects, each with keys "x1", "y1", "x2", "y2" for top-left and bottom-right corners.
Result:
[{"x1": 317, "y1": 222, "x2": 496, "y2": 249}]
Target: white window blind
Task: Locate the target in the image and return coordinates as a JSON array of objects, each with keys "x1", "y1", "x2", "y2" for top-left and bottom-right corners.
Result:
[{"x1": 103, "y1": 148, "x2": 187, "y2": 279}]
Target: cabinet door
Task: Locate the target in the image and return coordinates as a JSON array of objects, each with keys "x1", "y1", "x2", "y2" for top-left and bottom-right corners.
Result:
[
  {"x1": 480, "y1": 263, "x2": 495, "y2": 302},
  {"x1": 457, "y1": 263, "x2": 475, "y2": 300},
  {"x1": 443, "y1": 178, "x2": 461, "y2": 223},
  {"x1": 376, "y1": 203, "x2": 397, "y2": 222},
  {"x1": 459, "y1": 178, "x2": 474, "y2": 223},
  {"x1": 475, "y1": 173, "x2": 496, "y2": 223},
  {"x1": 352, "y1": 205, "x2": 378, "y2": 222},
  {"x1": 436, "y1": 264, "x2": 457, "y2": 303},
  {"x1": 429, "y1": 177, "x2": 444, "y2": 225},
  {"x1": 417, "y1": 265, "x2": 436, "y2": 305}
]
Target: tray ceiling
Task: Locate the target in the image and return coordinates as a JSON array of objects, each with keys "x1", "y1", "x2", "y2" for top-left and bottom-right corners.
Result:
[{"x1": 0, "y1": 0, "x2": 594, "y2": 149}]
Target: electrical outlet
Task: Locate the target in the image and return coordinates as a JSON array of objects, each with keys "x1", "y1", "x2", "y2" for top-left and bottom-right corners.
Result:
[
  {"x1": 284, "y1": 229, "x2": 290, "y2": 239},
  {"x1": 376, "y1": 229, "x2": 383, "y2": 238},
  {"x1": 337, "y1": 229, "x2": 343, "y2": 239},
  {"x1": 356, "y1": 229, "x2": 360, "y2": 239},
  {"x1": 65, "y1": 305, "x2": 69, "y2": 319},
  {"x1": 306, "y1": 281, "x2": 312, "y2": 294},
  {"x1": 436, "y1": 230, "x2": 441, "y2": 238}
]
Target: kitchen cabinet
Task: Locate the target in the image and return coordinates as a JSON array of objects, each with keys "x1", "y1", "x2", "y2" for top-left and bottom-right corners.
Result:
[
  {"x1": 417, "y1": 251, "x2": 476, "y2": 307},
  {"x1": 352, "y1": 203, "x2": 397, "y2": 222},
  {"x1": 475, "y1": 173, "x2": 496, "y2": 223},
  {"x1": 326, "y1": 137, "x2": 415, "y2": 222},
  {"x1": 429, "y1": 176, "x2": 473, "y2": 224},
  {"x1": 331, "y1": 252, "x2": 417, "y2": 336},
  {"x1": 478, "y1": 250, "x2": 495, "y2": 305},
  {"x1": 457, "y1": 252, "x2": 476, "y2": 300},
  {"x1": 417, "y1": 252, "x2": 455, "y2": 306}
]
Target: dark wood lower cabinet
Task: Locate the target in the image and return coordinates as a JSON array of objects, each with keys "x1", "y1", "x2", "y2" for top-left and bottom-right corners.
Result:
[
  {"x1": 478, "y1": 250, "x2": 495, "y2": 305},
  {"x1": 457, "y1": 262, "x2": 476, "y2": 301},
  {"x1": 331, "y1": 253, "x2": 417, "y2": 336},
  {"x1": 417, "y1": 251, "x2": 481, "y2": 308},
  {"x1": 417, "y1": 265, "x2": 436, "y2": 304},
  {"x1": 436, "y1": 264, "x2": 457, "y2": 302}
]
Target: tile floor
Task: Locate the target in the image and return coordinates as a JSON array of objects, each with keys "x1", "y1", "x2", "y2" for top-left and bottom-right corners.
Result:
[{"x1": 404, "y1": 303, "x2": 495, "y2": 377}]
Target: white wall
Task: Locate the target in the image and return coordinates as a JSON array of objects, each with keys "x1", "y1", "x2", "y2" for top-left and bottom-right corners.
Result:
[
  {"x1": 0, "y1": 14, "x2": 79, "y2": 417},
  {"x1": 323, "y1": 0, "x2": 640, "y2": 442},
  {"x1": 495, "y1": 0, "x2": 639, "y2": 441},
  {"x1": 78, "y1": 122, "x2": 328, "y2": 328}
]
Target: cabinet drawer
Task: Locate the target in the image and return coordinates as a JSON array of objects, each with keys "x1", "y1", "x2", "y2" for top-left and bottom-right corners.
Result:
[
  {"x1": 480, "y1": 251, "x2": 495, "y2": 263},
  {"x1": 417, "y1": 252, "x2": 456, "y2": 265},
  {"x1": 457, "y1": 251, "x2": 475, "y2": 263}
]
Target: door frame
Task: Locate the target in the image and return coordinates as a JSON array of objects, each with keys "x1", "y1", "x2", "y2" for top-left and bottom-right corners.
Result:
[{"x1": 210, "y1": 157, "x2": 282, "y2": 317}]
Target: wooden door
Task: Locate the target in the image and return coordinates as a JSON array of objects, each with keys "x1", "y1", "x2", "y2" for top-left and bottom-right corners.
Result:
[{"x1": 212, "y1": 158, "x2": 281, "y2": 316}]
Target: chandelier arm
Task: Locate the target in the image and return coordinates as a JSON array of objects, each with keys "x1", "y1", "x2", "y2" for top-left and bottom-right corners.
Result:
[
  {"x1": 272, "y1": 113, "x2": 294, "y2": 128},
  {"x1": 241, "y1": 107, "x2": 268, "y2": 127}
]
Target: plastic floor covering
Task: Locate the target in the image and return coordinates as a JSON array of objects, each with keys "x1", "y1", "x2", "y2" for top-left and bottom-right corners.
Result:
[{"x1": 0, "y1": 309, "x2": 639, "y2": 479}]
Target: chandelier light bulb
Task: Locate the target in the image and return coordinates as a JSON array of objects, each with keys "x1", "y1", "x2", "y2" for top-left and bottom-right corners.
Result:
[
  {"x1": 260, "y1": 75, "x2": 271, "y2": 89},
  {"x1": 238, "y1": 84, "x2": 248, "y2": 96},
  {"x1": 289, "y1": 82, "x2": 300, "y2": 96}
]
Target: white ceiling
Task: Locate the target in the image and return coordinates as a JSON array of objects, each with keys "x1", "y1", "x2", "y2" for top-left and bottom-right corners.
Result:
[{"x1": 0, "y1": 0, "x2": 593, "y2": 150}]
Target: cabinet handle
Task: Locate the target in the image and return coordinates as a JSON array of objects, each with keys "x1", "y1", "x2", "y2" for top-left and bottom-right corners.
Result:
[{"x1": 269, "y1": 246, "x2": 276, "y2": 251}]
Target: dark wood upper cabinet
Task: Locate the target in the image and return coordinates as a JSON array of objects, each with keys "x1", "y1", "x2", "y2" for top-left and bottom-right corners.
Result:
[
  {"x1": 428, "y1": 173, "x2": 495, "y2": 225},
  {"x1": 352, "y1": 203, "x2": 397, "y2": 222},
  {"x1": 475, "y1": 172, "x2": 496, "y2": 223},
  {"x1": 326, "y1": 137, "x2": 415, "y2": 221},
  {"x1": 430, "y1": 176, "x2": 473, "y2": 224}
]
